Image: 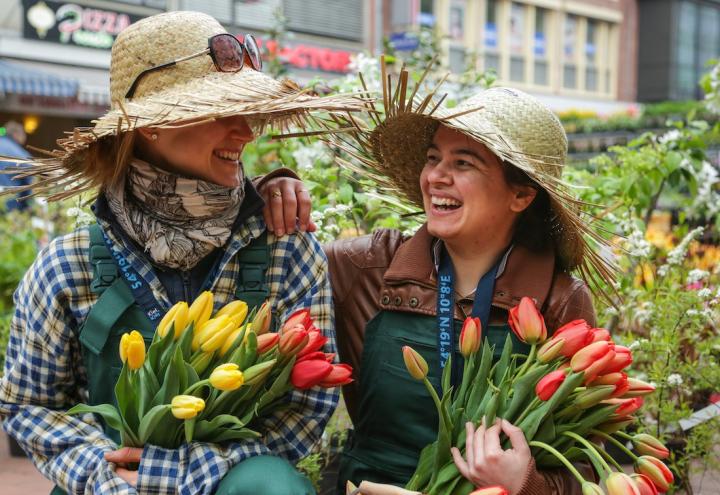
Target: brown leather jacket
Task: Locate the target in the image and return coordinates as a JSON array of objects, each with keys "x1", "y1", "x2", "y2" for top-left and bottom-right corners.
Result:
[{"x1": 325, "y1": 225, "x2": 597, "y2": 495}]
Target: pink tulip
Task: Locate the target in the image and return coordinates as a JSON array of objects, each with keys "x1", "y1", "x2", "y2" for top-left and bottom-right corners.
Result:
[
  {"x1": 552, "y1": 319, "x2": 593, "y2": 357},
  {"x1": 256, "y1": 332, "x2": 280, "y2": 354},
  {"x1": 635, "y1": 456, "x2": 673, "y2": 492},
  {"x1": 606, "y1": 472, "x2": 641, "y2": 495},
  {"x1": 631, "y1": 474, "x2": 659, "y2": 495},
  {"x1": 508, "y1": 297, "x2": 547, "y2": 344},
  {"x1": 279, "y1": 327, "x2": 309, "y2": 357},
  {"x1": 536, "y1": 369, "x2": 567, "y2": 401},
  {"x1": 290, "y1": 359, "x2": 333, "y2": 389},
  {"x1": 632, "y1": 434, "x2": 670, "y2": 460},
  {"x1": 459, "y1": 317, "x2": 482, "y2": 357},
  {"x1": 319, "y1": 363, "x2": 353, "y2": 387}
]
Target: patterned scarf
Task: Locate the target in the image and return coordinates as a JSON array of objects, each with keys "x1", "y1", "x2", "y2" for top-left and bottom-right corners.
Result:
[{"x1": 106, "y1": 158, "x2": 244, "y2": 270}]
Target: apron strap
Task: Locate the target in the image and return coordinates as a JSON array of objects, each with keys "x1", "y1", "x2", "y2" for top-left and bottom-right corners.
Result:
[
  {"x1": 88, "y1": 223, "x2": 118, "y2": 295},
  {"x1": 79, "y1": 277, "x2": 136, "y2": 355}
]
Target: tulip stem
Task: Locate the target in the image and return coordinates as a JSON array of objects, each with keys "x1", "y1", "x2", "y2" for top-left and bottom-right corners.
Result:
[
  {"x1": 589, "y1": 430, "x2": 639, "y2": 462},
  {"x1": 515, "y1": 344, "x2": 537, "y2": 378},
  {"x1": 183, "y1": 379, "x2": 210, "y2": 396},
  {"x1": 594, "y1": 442, "x2": 625, "y2": 472},
  {"x1": 422, "y1": 377, "x2": 443, "y2": 414},
  {"x1": 514, "y1": 397, "x2": 541, "y2": 425},
  {"x1": 562, "y1": 431, "x2": 612, "y2": 475},
  {"x1": 528, "y1": 441, "x2": 586, "y2": 484}
]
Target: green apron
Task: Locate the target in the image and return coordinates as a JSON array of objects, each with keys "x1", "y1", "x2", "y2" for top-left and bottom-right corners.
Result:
[
  {"x1": 51, "y1": 225, "x2": 312, "y2": 494},
  {"x1": 338, "y1": 309, "x2": 528, "y2": 489}
]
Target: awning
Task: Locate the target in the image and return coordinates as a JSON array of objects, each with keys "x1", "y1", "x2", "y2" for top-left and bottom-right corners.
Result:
[{"x1": 0, "y1": 59, "x2": 79, "y2": 98}]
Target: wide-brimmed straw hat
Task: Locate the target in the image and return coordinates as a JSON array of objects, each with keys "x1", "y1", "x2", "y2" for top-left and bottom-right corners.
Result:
[
  {"x1": 7, "y1": 11, "x2": 363, "y2": 199},
  {"x1": 332, "y1": 62, "x2": 614, "y2": 284}
]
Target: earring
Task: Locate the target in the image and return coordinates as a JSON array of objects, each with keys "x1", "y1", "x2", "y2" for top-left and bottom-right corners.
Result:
[{"x1": 150, "y1": 133, "x2": 158, "y2": 141}]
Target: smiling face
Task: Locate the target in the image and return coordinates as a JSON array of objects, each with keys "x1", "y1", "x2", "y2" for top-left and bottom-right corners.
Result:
[
  {"x1": 135, "y1": 115, "x2": 254, "y2": 187},
  {"x1": 420, "y1": 125, "x2": 537, "y2": 253}
]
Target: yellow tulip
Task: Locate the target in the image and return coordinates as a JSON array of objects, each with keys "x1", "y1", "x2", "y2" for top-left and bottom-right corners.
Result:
[
  {"x1": 119, "y1": 331, "x2": 145, "y2": 370},
  {"x1": 402, "y1": 346, "x2": 428, "y2": 380},
  {"x1": 220, "y1": 328, "x2": 242, "y2": 357},
  {"x1": 250, "y1": 301, "x2": 272, "y2": 335},
  {"x1": 216, "y1": 300, "x2": 248, "y2": 328},
  {"x1": 157, "y1": 301, "x2": 189, "y2": 339},
  {"x1": 201, "y1": 318, "x2": 238, "y2": 353},
  {"x1": 192, "y1": 315, "x2": 230, "y2": 351},
  {"x1": 188, "y1": 291, "x2": 214, "y2": 329},
  {"x1": 170, "y1": 395, "x2": 205, "y2": 419},
  {"x1": 209, "y1": 363, "x2": 245, "y2": 391}
]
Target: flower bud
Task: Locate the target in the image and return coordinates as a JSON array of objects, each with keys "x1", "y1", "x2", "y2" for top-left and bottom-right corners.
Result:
[
  {"x1": 576, "y1": 385, "x2": 616, "y2": 409},
  {"x1": 243, "y1": 360, "x2": 276, "y2": 385},
  {"x1": 570, "y1": 340, "x2": 613, "y2": 376},
  {"x1": 291, "y1": 359, "x2": 333, "y2": 389},
  {"x1": 282, "y1": 308, "x2": 312, "y2": 332},
  {"x1": 318, "y1": 363, "x2": 353, "y2": 387},
  {"x1": 606, "y1": 472, "x2": 641, "y2": 495},
  {"x1": 469, "y1": 487, "x2": 509, "y2": 495},
  {"x1": 590, "y1": 328, "x2": 611, "y2": 342},
  {"x1": 604, "y1": 345, "x2": 633, "y2": 374},
  {"x1": 630, "y1": 474, "x2": 659, "y2": 495},
  {"x1": 298, "y1": 330, "x2": 328, "y2": 358},
  {"x1": 192, "y1": 315, "x2": 234, "y2": 352},
  {"x1": 537, "y1": 338, "x2": 565, "y2": 363},
  {"x1": 604, "y1": 397, "x2": 644, "y2": 416},
  {"x1": 591, "y1": 372, "x2": 626, "y2": 386},
  {"x1": 581, "y1": 482, "x2": 605, "y2": 495},
  {"x1": 635, "y1": 456, "x2": 673, "y2": 492},
  {"x1": 209, "y1": 363, "x2": 245, "y2": 391},
  {"x1": 552, "y1": 319, "x2": 592, "y2": 357},
  {"x1": 279, "y1": 327, "x2": 309, "y2": 356},
  {"x1": 119, "y1": 330, "x2": 145, "y2": 370},
  {"x1": 171, "y1": 395, "x2": 205, "y2": 419},
  {"x1": 508, "y1": 297, "x2": 547, "y2": 344},
  {"x1": 459, "y1": 317, "x2": 482, "y2": 357},
  {"x1": 215, "y1": 299, "x2": 248, "y2": 327},
  {"x1": 402, "y1": 346, "x2": 428, "y2": 380},
  {"x1": 632, "y1": 434, "x2": 669, "y2": 460},
  {"x1": 536, "y1": 369, "x2": 567, "y2": 401},
  {"x1": 250, "y1": 301, "x2": 272, "y2": 335},
  {"x1": 624, "y1": 378, "x2": 656, "y2": 397},
  {"x1": 188, "y1": 291, "x2": 214, "y2": 329},
  {"x1": 220, "y1": 328, "x2": 243, "y2": 357},
  {"x1": 190, "y1": 351, "x2": 214, "y2": 375},
  {"x1": 157, "y1": 301, "x2": 189, "y2": 339},
  {"x1": 256, "y1": 332, "x2": 280, "y2": 354}
]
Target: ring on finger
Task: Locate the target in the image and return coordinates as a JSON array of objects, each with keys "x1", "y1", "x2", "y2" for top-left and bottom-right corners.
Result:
[{"x1": 271, "y1": 189, "x2": 282, "y2": 199}]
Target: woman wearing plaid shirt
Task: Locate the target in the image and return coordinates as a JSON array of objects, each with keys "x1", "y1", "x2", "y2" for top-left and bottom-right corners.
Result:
[{"x1": 0, "y1": 11, "x2": 361, "y2": 495}]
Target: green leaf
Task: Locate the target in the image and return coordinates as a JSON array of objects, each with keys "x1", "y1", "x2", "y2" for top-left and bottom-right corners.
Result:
[
  {"x1": 67, "y1": 403, "x2": 123, "y2": 432},
  {"x1": 464, "y1": 341, "x2": 493, "y2": 414},
  {"x1": 138, "y1": 404, "x2": 172, "y2": 444},
  {"x1": 441, "y1": 355, "x2": 452, "y2": 395},
  {"x1": 493, "y1": 334, "x2": 513, "y2": 383},
  {"x1": 503, "y1": 364, "x2": 549, "y2": 422},
  {"x1": 405, "y1": 443, "x2": 436, "y2": 491}
]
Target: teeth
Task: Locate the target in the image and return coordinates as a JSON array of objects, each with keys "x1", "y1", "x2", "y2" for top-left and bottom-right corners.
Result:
[
  {"x1": 215, "y1": 150, "x2": 241, "y2": 161},
  {"x1": 431, "y1": 196, "x2": 462, "y2": 207}
]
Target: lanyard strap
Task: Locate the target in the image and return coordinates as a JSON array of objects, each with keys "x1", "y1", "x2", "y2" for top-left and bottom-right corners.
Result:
[{"x1": 437, "y1": 245, "x2": 500, "y2": 388}]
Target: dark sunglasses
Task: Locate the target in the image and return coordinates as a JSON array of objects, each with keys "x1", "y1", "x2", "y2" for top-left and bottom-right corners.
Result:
[{"x1": 125, "y1": 33, "x2": 263, "y2": 99}]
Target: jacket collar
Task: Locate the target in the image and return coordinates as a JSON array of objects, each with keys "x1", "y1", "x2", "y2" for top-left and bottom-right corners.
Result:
[{"x1": 383, "y1": 223, "x2": 556, "y2": 310}]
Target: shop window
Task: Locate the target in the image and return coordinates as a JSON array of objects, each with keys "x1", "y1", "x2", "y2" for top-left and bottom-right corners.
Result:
[
  {"x1": 483, "y1": 0, "x2": 500, "y2": 74},
  {"x1": 509, "y1": 2, "x2": 525, "y2": 82},
  {"x1": 563, "y1": 14, "x2": 578, "y2": 89},
  {"x1": 449, "y1": 46, "x2": 466, "y2": 73},
  {"x1": 676, "y1": 1, "x2": 698, "y2": 98},
  {"x1": 585, "y1": 19, "x2": 598, "y2": 91},
  {"x1": 533, "y1": 7, "x2": 548, "y2": 86}
]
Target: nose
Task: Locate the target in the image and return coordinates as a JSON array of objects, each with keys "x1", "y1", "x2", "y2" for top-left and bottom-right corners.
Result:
[
  {"x1": 225, "y1": 115, "x2": 254, "y2": 142},
  {"x1": 426, "y1": 157, "x2": 452, "y2": 185}
]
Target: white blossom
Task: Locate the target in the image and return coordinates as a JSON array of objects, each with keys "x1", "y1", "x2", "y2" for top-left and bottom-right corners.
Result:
[
  {"x1": 697, "y1": 288, "x2": 713, "y2": 299},
  {"x1": 658, "y1": 129, "x2": 682, "y2": 145},
  {"x1": 667, "y1": 373, "x2": 684, "y2": 386},
  {"x1": 626, "y1": 229, "x2": 652, "y2": 258},
  {"x1": 686, "y1": 309, "x2": 700, "y2": 317},
  {"x1": 686, "y1": 269, "x2": 709, "y2": 285},
  {"x1": 666, "y1": 227, "x2": 704, "y2": 265}
]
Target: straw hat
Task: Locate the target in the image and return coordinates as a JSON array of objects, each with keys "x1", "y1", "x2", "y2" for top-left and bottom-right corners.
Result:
[
  {"x1": 331, "y1": 63, "x2": 614, "y2": 283},
  {"x1": 7, "y1": 11, "x2": 363, "y2": 199}
]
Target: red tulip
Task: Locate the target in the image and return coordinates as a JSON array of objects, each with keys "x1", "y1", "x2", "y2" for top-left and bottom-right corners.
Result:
[
  {"x1": 604, "y1": 345, "x2": 633, "y2": 373},
  {"x1": 624, "y1": 378, "x2": 656, "y2": 397},
  {"x1": 592, "y1": 372, "x2": 626, "y2": 386},
  {"x1": 606, "y1": 472, "x2": 641, "y2": 495},
  {"x1": 298, "y1": 330, "x2": 328, "y2": 357},
  {"x1": 282, "y1": 308, "x2": 312, "y2": 332},
  {"x1": 632, "y1": 434, "x2": 670, "y2": 460},
  {"x1": 553, "y1": 319, "x2": 593, "y2": 357},
  {"x1": 591, "y1": 328, "x2": 611, "y2": 342},
  {"x1": 291, "y1": 359, "x2": 333, "y2": 389},
  {"x1": 536, "y1": 369, "x2": 567, "y2": 401},
  {"x1": 631, "y1": 474, "x2": 659, "y2": 495},
  {"x1": 319, "y1": 363, "x2": 353, "y2": 387},
  {"x1": 571, "y1": 341, "x2": 616, "y2": 381},
  {"x1": 459, "y1": 317, "x2": 482, "y2": 357},
  {"x1": 279, "y1": 327, "x2": 309, "y2": 356},
  {"x1": 635, "y1": 456, "x2": 673, "y2": 492},
  {"x1": 604, "y1": 397, "x2": 644, "y2": 416},
  {"x1": 537, "y1": 338, "x2": 565, "y2": 363},
  {"x1": 469, "y1": 487, "x2": 509, "y2": 495},
  {"x1": 256, "y1": 332, "x2": 280, "y2": 354},
  {"x1": 508, "y1": 297, "x2": 547, "y2": 344},
  {"x1": 402, "y1": 346, "x2": 428, "y2": 380}
]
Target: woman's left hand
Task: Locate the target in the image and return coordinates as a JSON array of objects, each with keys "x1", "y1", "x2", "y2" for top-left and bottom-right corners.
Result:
[
  {"x1": 105, "y1": 446, "x2": 142, "y2": 486},
  {"x1": 451, "y1": 419, "x2": 531, "y2": 495},
  {"x1": 259, "y1": 177, "x2": 317, "y2": 236}
]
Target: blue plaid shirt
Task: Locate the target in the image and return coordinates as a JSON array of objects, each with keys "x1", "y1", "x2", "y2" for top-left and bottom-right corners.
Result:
[{"x1": 0, "y1": 212, "x2": 337, "y2": 494}]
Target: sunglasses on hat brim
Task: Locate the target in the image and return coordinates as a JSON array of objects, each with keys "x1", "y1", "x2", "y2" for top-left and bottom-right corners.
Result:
[{"x1": 125, "y1": 33, "x2": 263, "y2": 99}]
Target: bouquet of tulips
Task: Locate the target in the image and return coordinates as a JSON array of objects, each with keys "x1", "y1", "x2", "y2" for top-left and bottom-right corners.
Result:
[
  {"x1": 401, "y1": 297, "x2": 673, "y2": 495},
  {"x1": 68, "y1": 291, "x2": 351, "y2": 448}
]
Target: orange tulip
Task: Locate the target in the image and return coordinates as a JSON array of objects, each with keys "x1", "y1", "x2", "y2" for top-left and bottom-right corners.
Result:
[
  {"x1": 402, "y1": 346, "x2": 428, "y2": 380},
  {"x1": 570, "y1": 341, "x2": 614, "y2": 377},
  {"x1": 603, "y1": 397, "x2": 644, "y2": 417},
  {"x1": 459, "y1": 317, "x2": 481, "y2": 357},
  {"x1": 624, "y1": 378, "x2": 656, "y2": 397},
  {"x1": 635, "y1": 456, "x2": 673, "y2": 492},
  {"x1": 632, "y1": 434, "x2": 669, "y2": 460},
  {"x1": 318, "y1": 363, "x2": 353, "y2": 387},
  {"x1": 630, "y1": 474, "x2": 659, "y2": 495},
  {"x1": 552, "y1": 319, "x2": 593, "y2": 357},
  {"x1": 537, "y1": 337, "x2": 565, "y2": 363},
  {"x1": 256, "y1": 332, "x2": 280, "y2": 354},
  {"x1": 606, "y1": 472, "x2": 641, "y2": 495},
  {"x1": 279, "y1": 327, "x2": 309, "y2": 357},
  {"x1": 604, "y1": 345, "x2": 633, "y2": 373},
  {"x1": 591, "y1": 328, "x2": 611, "y2": 342},
  {"x1": 508, "y1": 297, "x2": 547, "y2": 344}
]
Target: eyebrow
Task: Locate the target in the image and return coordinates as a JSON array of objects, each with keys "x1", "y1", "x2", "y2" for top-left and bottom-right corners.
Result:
[{"x1": 428, "y1": 143, "x2": 486, "y2": 163}]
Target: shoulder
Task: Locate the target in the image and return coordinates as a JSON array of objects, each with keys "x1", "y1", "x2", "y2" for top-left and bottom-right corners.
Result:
[
  {"x1": 324, "y1": 228, "x2": 405, "y2": 270},
  {"x1": 545, "y1": 271, "x2": 597, "y2": 329}
]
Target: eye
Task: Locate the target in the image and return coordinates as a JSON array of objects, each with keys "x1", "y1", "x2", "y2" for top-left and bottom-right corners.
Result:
[
  {"x1": 425, "y1": 152, "x2": 440, "y2": 165},
  {"x1": 455, "y1": 159, "x2": 473, "y2": 168}
]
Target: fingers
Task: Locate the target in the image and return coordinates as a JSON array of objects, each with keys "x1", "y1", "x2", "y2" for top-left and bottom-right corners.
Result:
[
  {"x1": 279, "y1": 181, "x2": 298, "y2": 234},
  {"x1": 502, "y1": 419, "x2": 531, "y2": 457},
  {"x1": 296, "y1": 187, "x2": 312, "y2": 232},
  {"x1": 484, "y1": 419, "x2": 503, "y2": 457},
  {"x1": 269, "y1": 187, "x2": 286, "y2": 236},
  {"x1": 473, "y1": 419, "x2": 486, "y2": 466},
  {"x1": 451, "y1": 446, "x2": 470, "y2": 480},
  {"x1": 260, "y1": 187, "x2": 274, "y2": 232},
  {"x1": 115, "y1": 467, "x2": 139, "y2": 486},
  {"x1": 307, "y1": 220, "x2": 318, "y2": 232},
  {"x1": 464, "y1": 421, "x2": 476, "y2": 468},
  {"x1": 104, "y1": 447, "x2": 142, "y2": 464}
]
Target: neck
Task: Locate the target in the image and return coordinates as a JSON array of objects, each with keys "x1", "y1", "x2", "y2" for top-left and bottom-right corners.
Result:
[{"x1": 444, "y1": 233, "x2": 512, "y2": 296}]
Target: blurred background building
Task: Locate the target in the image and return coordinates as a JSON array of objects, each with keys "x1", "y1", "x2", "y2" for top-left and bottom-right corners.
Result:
[{"x1": 1, "y1": 0, "x2": 719, "y2": 150}]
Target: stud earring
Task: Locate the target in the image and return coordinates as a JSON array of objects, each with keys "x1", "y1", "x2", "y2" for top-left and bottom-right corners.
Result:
[{"x1": 150, "y1": 133, "x2": 158, "y2": 141}]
